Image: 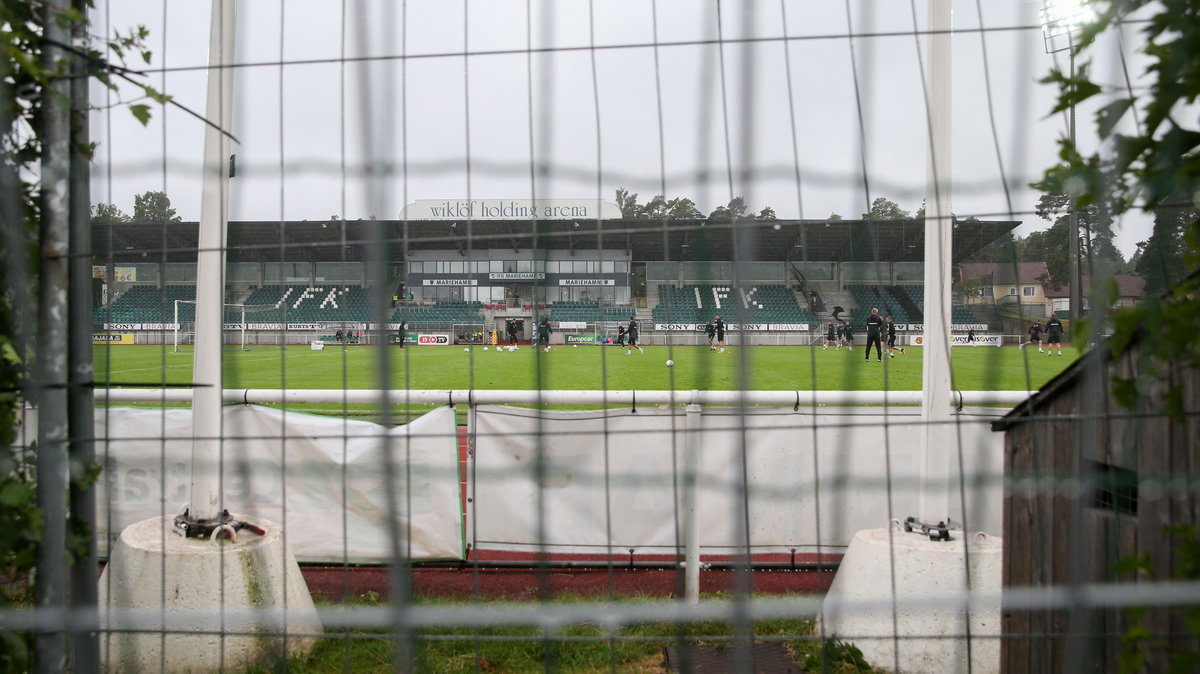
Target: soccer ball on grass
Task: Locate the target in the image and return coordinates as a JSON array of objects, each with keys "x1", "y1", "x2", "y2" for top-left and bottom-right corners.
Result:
[{"x1": 666, "y1": 359, "x2": 674, "y2": 367}]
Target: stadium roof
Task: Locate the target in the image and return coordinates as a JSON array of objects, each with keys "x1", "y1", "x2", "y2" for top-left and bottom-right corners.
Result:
[{"x1": 92, "y1": 217, "x2": 1018, "y2": 265}]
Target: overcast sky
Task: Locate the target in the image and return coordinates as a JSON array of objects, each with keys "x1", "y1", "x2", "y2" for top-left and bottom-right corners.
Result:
[{"x1": 89, "y1": 0, "x2": 1154, "y2": 257}]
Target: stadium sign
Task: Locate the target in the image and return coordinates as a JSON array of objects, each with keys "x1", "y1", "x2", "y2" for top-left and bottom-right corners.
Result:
[
  {"x1": 951, "y1": 334, "x2": 1001, "y2": 347},
  {"x1": 92, "y1": 333, "x2": 134, "y2": 344},
  {"x1": 896, "y1": 323, "x2": 988, "y2": 332},
  {"x1": 488, "y1": 272, "x2": 546, "y2": 281},
  {"x1": 417, "y1": 334, "x2": 451, "y2": 345},
  {"x1": 423, "y1": 278, "x2": 477, "y2": 286},
  {"x1": 400, "y1": 198, "x2": 622, "y2": 221},
  {"x1": 653, "y1": 323, "x2": 811, "y2": 332},
  {"x1": 553, "y1": 321, "x2": 587, "y2": 330},
  {"x1": 558, "y1": 279, "x2": 615, "y2": 286},
  {"x1": 245, "y1": 323, "x2": 322, "y2": 331},
  {"x1": 565, "y1": 334, "x2": 598, "y2": 344},
  {"x1": 104, "y1": 323, "x2": 141, "y2": 331}
]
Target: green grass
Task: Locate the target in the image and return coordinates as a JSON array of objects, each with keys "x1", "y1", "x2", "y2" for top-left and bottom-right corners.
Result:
[
  {"x1": 250, "y1": 595, "x2": 879, "y2": 674},
  {"x1": 94, "y1": 342, "x2": 1075, "y2": 393}
]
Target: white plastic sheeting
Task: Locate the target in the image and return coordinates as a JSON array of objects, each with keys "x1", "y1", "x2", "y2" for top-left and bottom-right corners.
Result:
[
  {"x1": 95, "y1": 405, "x2": 463, "y2": 562},
  {"x1": 468, "y1": 406, "x2": 1004, "y2": 554}
]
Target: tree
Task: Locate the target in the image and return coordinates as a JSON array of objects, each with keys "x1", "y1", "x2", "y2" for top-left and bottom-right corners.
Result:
[
  {"x1": 861, "y1": 197, "x2": 911, "y2": 221},
  {"x1": 968, "y1": 231, "x2": 1023, "y2": 265},
  {"x1": 1032, "y1": 192, "x2": 1126, "y2": 287},
  {"x1": 1134, "y1": 191, "x2": 1197, "y2": 296},
  {"x1": 755, "y1": 206, "x2": 777, "y2": 221},
  {"x1": 615, "y1": 188, "x2": 640, "y2": 218},
  {"x1": 91, "y1": 203, "x2": 129, "y2": 223},
  {"x1": 131, "y1": 190, "x2": 181, "y2": 223},
  {"x1": 827, "y1": 212, "x2": 844, "y2": 221},
  {"x1": 707, "y1": 196, "x2": 748, "y2": 223},
  {"x1": 665, "y1": 197, "x2": 702, "y2": 220}
]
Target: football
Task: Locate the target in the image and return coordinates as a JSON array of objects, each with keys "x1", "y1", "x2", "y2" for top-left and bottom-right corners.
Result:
[{"x1": 666, "y1": 359, "x2": 674, "y2": 367}]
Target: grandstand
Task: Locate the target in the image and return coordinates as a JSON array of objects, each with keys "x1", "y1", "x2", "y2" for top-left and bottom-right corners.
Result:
[
  {"x1": 91, "y1": 214, "x2": 1017, "y2": 344},
  {"x1": 652, "y1": 283, "x2": 814, "y2": 326}
]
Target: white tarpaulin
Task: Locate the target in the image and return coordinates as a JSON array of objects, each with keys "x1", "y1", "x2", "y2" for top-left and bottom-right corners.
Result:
[
  {"x1": 95, "y1": 405, "x2": 463, "y2": 562},
  {"x1": 469, "y1": 406, "x2": 1003, "y2": 554}
]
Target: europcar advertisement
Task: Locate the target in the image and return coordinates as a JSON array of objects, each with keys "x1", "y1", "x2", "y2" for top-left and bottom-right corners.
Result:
[{"x1": 565, "y1": 334, "x2": 599, "y2": 344}]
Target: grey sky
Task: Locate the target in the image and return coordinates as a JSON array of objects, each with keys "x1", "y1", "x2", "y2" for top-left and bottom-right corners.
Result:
[{"x1": 90, "y1": 0, "x2": 1153, "y2": 257}]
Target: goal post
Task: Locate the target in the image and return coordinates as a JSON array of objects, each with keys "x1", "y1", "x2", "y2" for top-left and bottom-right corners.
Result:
[{"x1": 173, "y1": 300, "x2": 279, "y2": 352}]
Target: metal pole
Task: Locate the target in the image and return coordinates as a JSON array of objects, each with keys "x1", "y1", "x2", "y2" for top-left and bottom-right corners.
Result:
[
  {"x1": 98, "y1": 388, "x2": 1036, "y2": 407},
  {"x1": 918, "y1": 0, "x2": 953, "y2": 525},
  {"x1": 36, "y1": 1, "x2": 72, "y2": 669},
  {"x1": 683, "y1": 403, "x2": 702, "y2": 604},
  {"x1": 67, "y1": 0, "x2": 98, "y2": 667},
  {"x1": 189, "y1": 0, "x2": 236, "y2": 522},
  {"x1": 1068, "y1": 46, "x2": 1082, "y2": 332}
]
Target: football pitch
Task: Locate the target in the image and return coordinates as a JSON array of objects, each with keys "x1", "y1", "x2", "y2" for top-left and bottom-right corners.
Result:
[{"x1": 94, "y1": 342, "x2": 1075, "y2": 393}]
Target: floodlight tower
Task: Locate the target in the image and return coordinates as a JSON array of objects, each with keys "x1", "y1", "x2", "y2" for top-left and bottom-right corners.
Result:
[{"x1": 1041, "y1": 0, "x2": 1094, "y2": 331}]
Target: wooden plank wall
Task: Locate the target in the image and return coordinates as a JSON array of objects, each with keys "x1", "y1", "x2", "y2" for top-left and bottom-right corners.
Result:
[{"x1": 1000, "y1": 342, "x2": 1200, "y2": 672}]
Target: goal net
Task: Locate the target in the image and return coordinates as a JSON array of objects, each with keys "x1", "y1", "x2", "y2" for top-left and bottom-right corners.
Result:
[{"x1": 172, "y1": 300, "x2": 285, "y2": 352}]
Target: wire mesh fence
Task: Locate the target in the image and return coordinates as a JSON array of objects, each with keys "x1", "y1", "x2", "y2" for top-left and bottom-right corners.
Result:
[{"x1": 2, "y1": 0, "x2": 1197, "y2": 672}]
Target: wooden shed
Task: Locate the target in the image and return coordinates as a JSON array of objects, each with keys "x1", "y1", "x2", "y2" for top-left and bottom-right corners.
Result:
[{"x1": 992, "y1": 338, "x2": 1200, "y2": 672}]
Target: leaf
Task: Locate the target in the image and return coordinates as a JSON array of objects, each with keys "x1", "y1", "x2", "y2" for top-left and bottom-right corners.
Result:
[
  {"x1": 1096, "y1": 98, "x2": 1134, "y2": 139},
  {"x1": 0, "y1": 481, "x2": 33, "y2": 507},
  {"x1": 129, "y1": 103, "x2": 151, "y2": 126},
  {"x1": 141, "y1": 49, "x2": 152, "y2": 64}
]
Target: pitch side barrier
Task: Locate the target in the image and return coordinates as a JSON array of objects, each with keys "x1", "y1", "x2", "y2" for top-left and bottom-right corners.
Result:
[
  {"x1": 85, "y1": 388, "x2": 1028, "y2": 584},
  {"x1": 99, "y1": 388, "x2": 1033, "y2": 406}
]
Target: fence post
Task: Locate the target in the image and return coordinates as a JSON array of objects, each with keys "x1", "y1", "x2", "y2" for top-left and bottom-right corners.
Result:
[{"x1": 684, "y1": 403, "x2": 702, "y2": 603}]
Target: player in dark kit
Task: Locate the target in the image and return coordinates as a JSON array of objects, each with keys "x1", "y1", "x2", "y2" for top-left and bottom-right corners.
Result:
[
  {"x1": 706, "y1": 320, "x2": 716, "y2": 350},
  {"x1": 397, "y1": 320, "x2": 407, "y2": 348},
  {"x1": 1021, "y1": 321, "x2": 1043, "y2": 352},
  {"x1": 841, "y1": 321, "x2": 855, "y2": 352},
  {"x1": 625, "y1": 316, "x2": 644, "y2": 354},
  {"x1": 539, "y1": 316, "x2": 553, "y2": 352},
  {"x1": 714, "y1": 314, "x2": 726, "y2": 353},
  {"x1": 864, "y1": 308, "x2": 884, "y2": 362},
  {"x1": 885, "y1": 315, "x2": 906, "y2": 357},
  {"x1": 824, "y1": 320, "x2": 836, "y2": 350},
  {"x1": 1045, "y1": 315, "x2": 1064, "y2": 356},
  {"x1": 617, "y1": 324, "x2": 626, "y2": 347}
]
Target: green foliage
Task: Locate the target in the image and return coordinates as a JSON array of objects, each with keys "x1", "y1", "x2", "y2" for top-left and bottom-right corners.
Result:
[
  {"x1": 797, "y1": 637, "x2": 873, "y2": 673},
  {"x1": 1028, "y1": 193, "x2": 1126, "y2": 289},
  {"x1": 861, "y1": 197, "x2": 911, "y2": 221},
  {"x1": 2, "y1": 4, "x2": 165, "y2": 670},
  {"x1": 91, "y1": 202, "x2": 129, "y2": 223},
  {"x1": 1116, "y1": 526, "x2": 1200, "y2": 673},
  {"x1": 614, "y1": 188, "x2": 772, "y2": 222},
  {"x1": 131, "y1": 189, "x2": 181, "y2": 223}
]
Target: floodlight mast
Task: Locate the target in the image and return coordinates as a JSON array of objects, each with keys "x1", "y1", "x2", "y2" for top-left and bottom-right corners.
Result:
[
  {"x1": 1041, "y1": 0, "x2": 1090, "y2": 338},
  {"x1": 188, "y1": 0, "x2": 236, "y2": 525},
  {"x1": 918, "y1": 0, "x2": 953, "y2": 525}
]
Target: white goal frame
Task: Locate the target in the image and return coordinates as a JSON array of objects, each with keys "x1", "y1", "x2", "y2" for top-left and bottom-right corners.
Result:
[{"x1": 173, "y1": 299, "x2": 259, "y2": 352}]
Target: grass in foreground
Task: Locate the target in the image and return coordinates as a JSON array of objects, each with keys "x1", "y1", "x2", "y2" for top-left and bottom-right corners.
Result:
[
  {"x1": 251, "y1": 594, "x2": 878, "y2": 674},
  {"x1": 95, "y1": 342, "x2": 1075, "y2": 393}
]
